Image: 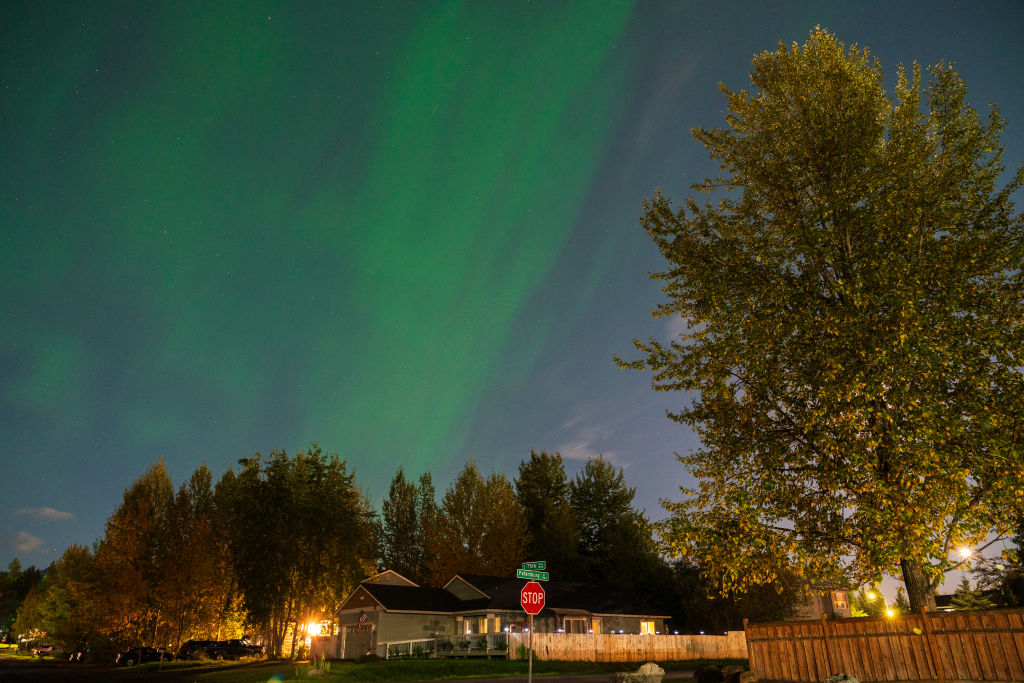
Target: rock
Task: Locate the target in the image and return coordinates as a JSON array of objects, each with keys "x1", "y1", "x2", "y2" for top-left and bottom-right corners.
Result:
[
  {"x1": 609, "y1": 662, "x2": 665, "y2": 683},
  {"x1": 738, "y1": 671, "x2": 758, "y2": 683}
]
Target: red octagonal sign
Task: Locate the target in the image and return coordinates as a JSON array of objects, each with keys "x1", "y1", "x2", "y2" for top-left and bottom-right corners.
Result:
[{"x1": 520, "y1": 580, "x2": 545, "y2": 615}]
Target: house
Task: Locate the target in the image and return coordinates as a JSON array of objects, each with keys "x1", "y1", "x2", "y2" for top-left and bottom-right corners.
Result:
[
  {"x1": 790, "y1": 585, "x2": 853, "y2": 620},
  {"x1": 330, "y1": 570, "x2": 670, "y2": 656}
]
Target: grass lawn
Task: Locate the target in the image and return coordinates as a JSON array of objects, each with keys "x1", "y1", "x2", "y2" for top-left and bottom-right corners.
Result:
[
  {"x1": 0, "y1": 643, "x2": 43, "y2": 660},
  {"x1": 177, "y1": 656, "x2": 748, "y2": 682}
]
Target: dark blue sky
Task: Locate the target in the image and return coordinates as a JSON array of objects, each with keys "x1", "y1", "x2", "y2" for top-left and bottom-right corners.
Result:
[{"x1": 2, "y1": 1, "x2": 1022, "y2": 586}]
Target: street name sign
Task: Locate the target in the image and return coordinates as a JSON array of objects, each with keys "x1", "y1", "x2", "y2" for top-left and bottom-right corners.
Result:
[
  {"x1": 516, "y1": 568, "x2": 549, "y2": 581},
  {"x1": 520, "y1": 580, "x2": 545, "y2": 615},
  {"x1": 522, "y1": 561, "x2": 546, "y2": 570}
]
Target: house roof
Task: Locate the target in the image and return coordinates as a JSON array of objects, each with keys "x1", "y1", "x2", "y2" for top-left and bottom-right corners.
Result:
[{"x1": 356, "y1": 582, "x2": 486, "y2": 614}]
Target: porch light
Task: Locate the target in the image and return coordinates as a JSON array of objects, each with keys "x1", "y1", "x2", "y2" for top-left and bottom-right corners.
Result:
[{"x1": 886, "y1": 609, "x2": 895, "y2": 618}]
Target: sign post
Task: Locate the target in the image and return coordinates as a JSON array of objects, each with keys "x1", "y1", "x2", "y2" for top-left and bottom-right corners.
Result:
[{"x1": 519, "y1": 567, "x2": 546, "y2": 683}]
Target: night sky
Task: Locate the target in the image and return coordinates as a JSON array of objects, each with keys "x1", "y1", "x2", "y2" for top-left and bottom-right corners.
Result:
[{"x1": 3, "y1": 1, "x2": 1023, "y2": 580}]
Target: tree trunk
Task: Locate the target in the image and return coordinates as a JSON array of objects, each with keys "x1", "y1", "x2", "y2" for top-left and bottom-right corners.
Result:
[{"x1": 901, "y1": 558, "x2": 937, "y2": 612}]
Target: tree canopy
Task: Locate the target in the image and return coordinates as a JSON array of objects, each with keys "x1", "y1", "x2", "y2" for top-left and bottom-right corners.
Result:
[
  {"x1": 219, "y1": 445, "x2": 376, "y2": 656},
  {"x1": 624, "y1": 28, "x2": 1024, "y2": 611},
  {"x1": 423, "y1": 462, "x2": 529, "y2": 584}
]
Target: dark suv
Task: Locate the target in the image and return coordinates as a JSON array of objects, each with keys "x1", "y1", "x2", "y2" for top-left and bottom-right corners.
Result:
[
  {"x1": 205, "y1": 639, "x2": 263, "y2": 660},
  {"x1": 177, "y1": 639, "x2": 217, "y2": 659}
]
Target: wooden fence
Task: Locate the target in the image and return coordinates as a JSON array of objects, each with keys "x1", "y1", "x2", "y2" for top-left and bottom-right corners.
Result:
[
  {"x1": 508, "y1": 631, "x2": 747, "y2": 662},
  {"x1": 745, "y1": 608, "x2": 1024, "y2": 683}
]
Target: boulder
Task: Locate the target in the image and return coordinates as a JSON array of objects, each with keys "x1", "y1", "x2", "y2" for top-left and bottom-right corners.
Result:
[
  {"x1": 609, "y1": 661, "x2": 666, "y2": 683},
  {"x1": 738, "y1": 671, "x2": 758, "y2": 683}
]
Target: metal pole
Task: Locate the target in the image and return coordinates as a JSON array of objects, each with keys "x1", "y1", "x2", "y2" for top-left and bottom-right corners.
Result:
[{"x1": 528, "y1": 613, "x2": 534, "y2": 683}]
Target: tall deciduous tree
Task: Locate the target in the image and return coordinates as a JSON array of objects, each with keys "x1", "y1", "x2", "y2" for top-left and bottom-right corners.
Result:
[
  {"x1": 158, "y1": 465, "x2": 235, "y2": 646},
  {"x1": 218, "y1": 445, "x2": 376, "y2": 657},
  {"x1": 425, "y1": 462, "x2": 528, "y2": 583},
  {"x1": 13, "y1": 546, "x2": 97, "y2": 654},
  {"x1": 92, "y1": 460, "x2": 174, "y2": 648},
  {"x1": 623, "y1": 29, "x2": 1024, "y2": 611},
  {"x1": 0, "y1": 559, "x2": 42, "y2": 641}
]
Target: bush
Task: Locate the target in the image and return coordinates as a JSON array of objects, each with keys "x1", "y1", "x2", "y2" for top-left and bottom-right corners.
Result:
[{"x1": 476, "y1": 635, "x2": 487, "y2": 650}]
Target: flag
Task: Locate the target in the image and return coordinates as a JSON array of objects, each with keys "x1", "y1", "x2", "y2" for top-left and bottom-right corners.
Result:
[{"x1": 358, "y1": 610, "x2": 367, "y2": 628}]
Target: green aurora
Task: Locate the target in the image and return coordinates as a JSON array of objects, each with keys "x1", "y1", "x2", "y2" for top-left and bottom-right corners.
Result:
[
  {"x1": 3, "y1": 1, "x2": 632, "y2": 486},
  {"x1": 3, "y1": 1, "x2": 1022, "y2": 568}
]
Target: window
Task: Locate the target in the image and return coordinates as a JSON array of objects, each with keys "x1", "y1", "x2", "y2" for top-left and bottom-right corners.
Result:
[
  {"x1": 494, "y1": 617, "x2": 501, "y2": 633},
  {"x1": 591, "y1": 618, "x2": 601, "y2": 634},
  {"x1": 564, "y1": 617, "x2": 587, "y2": 634},
  {"x1": 480, "y1": 617, "x2": 488, "y2": 634},
  {"x1": 464, "y1": 620, "x2": 473, "y2": 635},
  {"x1": 640, "y1": 621, "x2": 655, "y2": 635},
  {"x1": 831, "y1": 591, "x2": 848, "y2": 610}
]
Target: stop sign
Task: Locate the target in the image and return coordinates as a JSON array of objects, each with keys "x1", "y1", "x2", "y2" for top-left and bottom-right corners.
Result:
[{"x1": 520, "y1": 580, "x2": 545, "y2": 615}]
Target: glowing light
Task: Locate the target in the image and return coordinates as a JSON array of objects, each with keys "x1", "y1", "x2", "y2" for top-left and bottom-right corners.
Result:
[
  {"x1": 958, "y1": 547, "x2": 972, "y2": 559},
  {"x1": 307, "y1": 622, "x2": 322, "y2": 636},
  {"x1": 885, "y1": 609, "x2": 895, "y2": 618}
]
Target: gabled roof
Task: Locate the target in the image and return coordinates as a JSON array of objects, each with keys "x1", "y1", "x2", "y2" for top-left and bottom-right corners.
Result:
[{"x1": 364, "y1": 569, "x2": 418, "y2": 587}]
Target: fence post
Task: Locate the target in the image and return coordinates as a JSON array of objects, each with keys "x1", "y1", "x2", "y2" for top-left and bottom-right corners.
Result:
[
  {"x1": 919, "y1": 606, "x2": 945, "y2": 683},
  {"x1": 822, "y1": 613, "x2": 837, "y2": 677}
]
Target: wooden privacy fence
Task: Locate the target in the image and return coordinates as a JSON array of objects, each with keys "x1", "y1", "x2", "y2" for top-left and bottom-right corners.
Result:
[
  {"x1": 508, "y1": 631, "x2": 747, "y2": 662},
  {"x1": 745, "y1": 608, "x2": 1024, "y2": 683}
]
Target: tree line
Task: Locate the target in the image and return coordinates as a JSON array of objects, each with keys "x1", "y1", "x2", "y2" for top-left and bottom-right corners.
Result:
[
  {"x1": 0, "y1": 446, "x2": 791, "y2": 661},
  {"x1": 4, "y1": 445, "x2": 1023, "y2": 662}
]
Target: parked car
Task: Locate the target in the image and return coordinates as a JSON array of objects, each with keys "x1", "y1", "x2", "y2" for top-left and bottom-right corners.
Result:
[
  {"x1": 176, "y1": 639, "x2": 217, "y2": 659},
  {"x1": 115, "y1": 646, "x2": 173, "y2": 666},
  {"x1": 205, "y1": 639, "x2": 263, "y2": 660}
]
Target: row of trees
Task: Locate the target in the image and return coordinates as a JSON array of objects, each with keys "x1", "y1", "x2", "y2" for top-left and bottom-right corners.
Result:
[
  {"x1": 4, "y1": 446, "x2": 809, "y2": 659},
  {"x1": 376, "y1": 451, "x2": 799, "y2": 631},
  {"x1": 8, "y1": 446, "x2": 374, "y2": 659}
]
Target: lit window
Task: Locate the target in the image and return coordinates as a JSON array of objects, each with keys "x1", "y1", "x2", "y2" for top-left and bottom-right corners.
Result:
[
  {"x1": 640, "y1": 621, "x2": 655, "y2": 635},
  {"x1": 592, "y1": 618, "x2": 602, "y2": 634}
]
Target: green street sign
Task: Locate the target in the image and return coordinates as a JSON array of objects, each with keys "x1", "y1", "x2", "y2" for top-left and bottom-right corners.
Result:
[
  {"x1": 516, "y1": 568, "x2": 549, "y2": 581},
  {"x1": 522, "y1": 561, "x2": 546, "y2": 571}
]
